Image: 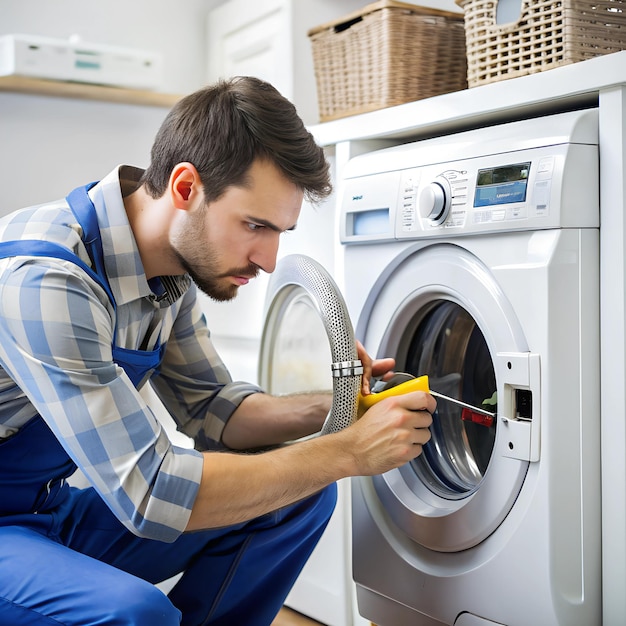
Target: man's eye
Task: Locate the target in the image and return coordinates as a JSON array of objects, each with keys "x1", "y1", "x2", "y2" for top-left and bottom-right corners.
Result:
[{"x1": 247, "y1": 223, "x2": 263, "y2": 231}]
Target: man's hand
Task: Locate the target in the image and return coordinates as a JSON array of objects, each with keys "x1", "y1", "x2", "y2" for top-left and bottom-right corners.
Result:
[
  {"x1": 341, "y1": 389, "x2": 435, "y2": 475},
  {"x1": 356, "y1": 340, "x2": 396, "y2": 396}
]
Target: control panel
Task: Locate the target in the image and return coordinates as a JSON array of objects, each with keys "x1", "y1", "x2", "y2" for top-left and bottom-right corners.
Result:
[{"x1": 339, "y1": 109, "x2": 599, "y2": 244}]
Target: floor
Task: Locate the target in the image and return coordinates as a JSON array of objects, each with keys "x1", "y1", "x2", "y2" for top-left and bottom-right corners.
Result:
[{"x1": 272, "y1": 607, "x2": 325, "y2": 626}]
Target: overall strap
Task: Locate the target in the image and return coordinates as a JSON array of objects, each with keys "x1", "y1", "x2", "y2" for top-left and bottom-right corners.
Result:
[
  {"x1": 66, "y1": 183, "x2": 109, "y2": 286},
  {"x1": 65, "y1": 183, "x2": 166, "y2": 387},
  {"x1": 0, "y1": 240, "x2": 114, "y2": 303}
]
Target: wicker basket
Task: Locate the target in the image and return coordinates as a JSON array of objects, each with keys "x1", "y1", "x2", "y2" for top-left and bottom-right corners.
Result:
[
  {"x1": 308, "y1": 0, "x2": 467, "y2": 122},
  {"x1": 457, "y1": 0, "x2": 626, "y2": 88}
]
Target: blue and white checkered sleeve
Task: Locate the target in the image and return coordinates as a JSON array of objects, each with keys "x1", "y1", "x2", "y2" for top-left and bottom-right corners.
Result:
[
  {"x1": 0, "y1": 257, "x2": 203, "y2": 542},
  {"x1": 150, "y1": 288, "x2": 264, "y2": 451}
]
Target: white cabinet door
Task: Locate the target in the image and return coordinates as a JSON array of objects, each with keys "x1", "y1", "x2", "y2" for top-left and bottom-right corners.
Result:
[
  {"x1": 209, "y1": 0, "x2": 291, "y2": 94},
  {"x1": 206, "y1": 0, "x2": 367, "y2": 125},
  {"x1": 207, "y1": 0, "x2": 294, "y2": 109}
]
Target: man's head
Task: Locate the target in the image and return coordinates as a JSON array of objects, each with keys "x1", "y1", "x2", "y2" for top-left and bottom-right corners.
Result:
[
  {"x1": 140, "y1": 77, "x2": 332, "y2": 302},
  {"x1": 167, "y1": 158, "x2": 304, "y2": 301},
  {"x1": 142, "y1": 76, "x2": 331, "y2": 206}
]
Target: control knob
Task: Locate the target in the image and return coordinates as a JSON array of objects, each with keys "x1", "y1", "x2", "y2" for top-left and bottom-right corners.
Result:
[{"x1": 419, "y1": 176, "x2": 452, "y2": 225}]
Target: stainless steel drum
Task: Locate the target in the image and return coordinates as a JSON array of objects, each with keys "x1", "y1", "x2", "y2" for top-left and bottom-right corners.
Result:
[{"x1": 260, "y1": 254, "x2": 362, "y2": 435}]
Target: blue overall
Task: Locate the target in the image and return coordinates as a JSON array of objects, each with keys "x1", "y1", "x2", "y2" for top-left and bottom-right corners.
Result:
[{"x1": 0, "y1": 185, "x2": 337, "y2": 625}]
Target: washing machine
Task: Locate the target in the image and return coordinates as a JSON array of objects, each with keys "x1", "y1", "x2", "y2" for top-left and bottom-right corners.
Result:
[{"x1": 339, "y1": 109, "x2": 602, "y2": 625}]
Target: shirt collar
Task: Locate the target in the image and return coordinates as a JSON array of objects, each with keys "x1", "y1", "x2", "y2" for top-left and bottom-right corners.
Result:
[{"x1": 88, "y1": 165, "x2": 190, "y2": 307}]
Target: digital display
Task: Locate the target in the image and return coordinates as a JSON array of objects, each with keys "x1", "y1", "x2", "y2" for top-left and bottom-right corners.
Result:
[
  {"x1": 351, "y1": 208, "x2": 390, "y2": 236},
  {"x1": 474, "y1": 162, "x2": 531, "y2": 208}
]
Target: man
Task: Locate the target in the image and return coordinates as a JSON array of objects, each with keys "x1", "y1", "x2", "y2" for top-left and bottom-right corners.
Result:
[{"x1": 0, "y1": 76, "x2": 434, "y2": 625}]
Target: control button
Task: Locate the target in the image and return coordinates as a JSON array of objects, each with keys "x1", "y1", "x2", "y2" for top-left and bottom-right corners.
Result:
[
  {"x1": 536, "y1": 157, "x2": 554, "y2": 179},
  {"x1": 419, "y1": 176, "x2": 452, "y2": 225}
]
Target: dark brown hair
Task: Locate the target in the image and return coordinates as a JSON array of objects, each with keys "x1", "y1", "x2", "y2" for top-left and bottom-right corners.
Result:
[{"x1": 142, "y1": 76, "x2": 331, "y2": 204}]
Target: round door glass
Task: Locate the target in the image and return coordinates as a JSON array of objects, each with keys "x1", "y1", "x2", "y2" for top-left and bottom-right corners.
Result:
[
  {"x1": 403, "y1": 300, "x2": 497, "y2": 499},
  {"x1": 264, "y1": 290, "x2": 332, "y2": 395}
]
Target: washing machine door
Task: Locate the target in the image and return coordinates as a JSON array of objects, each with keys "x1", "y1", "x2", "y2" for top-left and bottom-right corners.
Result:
[
  {"x1": 258, "y1": 253, "x2": 362, "y2": 434},
  {"x1": 357, "y1": 242, "x2": 539, "y2": 553},
  {"x1": 257, "y1": 254, "x2": 365, "y2": 626}
]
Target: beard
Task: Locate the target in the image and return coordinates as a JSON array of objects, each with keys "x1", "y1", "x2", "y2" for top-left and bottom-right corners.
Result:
[
  {"x1": 170, "y1": 201, "x2": 260, "y2": 302},
  {"x1": 175, "y1": 248, "x2": 259, "y2": 302}
]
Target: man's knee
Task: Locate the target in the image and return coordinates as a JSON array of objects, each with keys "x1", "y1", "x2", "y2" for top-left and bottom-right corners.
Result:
[
  {"x1": 110, "y1": 578, "x2": 181, "y2": 626},
  {"x1": 316, "y1": 482, "x2": 338, "y2": 521},
  {"x1": 293, "y1": 482, "x2": 338, "y2": 536}
]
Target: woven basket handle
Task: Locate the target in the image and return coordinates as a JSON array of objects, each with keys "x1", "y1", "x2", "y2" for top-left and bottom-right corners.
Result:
[
  {"x1": 494, "y1": 0, "x2": 524, "y2": 25},
  {"x1": 334, "y1": 15, "x2": 363, "y2": 33}
]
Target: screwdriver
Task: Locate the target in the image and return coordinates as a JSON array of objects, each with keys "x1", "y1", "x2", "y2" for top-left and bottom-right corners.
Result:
[{"x1": 358, "y1": 374, "x2": 496, "y2": 427}]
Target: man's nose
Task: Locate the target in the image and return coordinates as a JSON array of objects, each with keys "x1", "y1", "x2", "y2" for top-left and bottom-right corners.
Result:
[{"x1": 250, "y1": 233, "x2": 280, "y2": 274}]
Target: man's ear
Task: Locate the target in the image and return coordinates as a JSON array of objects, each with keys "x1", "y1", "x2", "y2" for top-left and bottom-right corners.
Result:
[{"x1": 168, "y1": 162, "x2": 203, "y2": 209}]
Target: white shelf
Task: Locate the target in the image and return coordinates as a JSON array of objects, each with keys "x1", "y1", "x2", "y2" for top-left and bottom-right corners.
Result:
[{"x1": 309, "y1": 51, "x2": 626, "y2": 145}]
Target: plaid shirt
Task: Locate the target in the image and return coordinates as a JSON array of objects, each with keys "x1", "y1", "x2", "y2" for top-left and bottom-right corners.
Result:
[{"x1": 0, "y1": 166, "x2": 262, "y2": 541}]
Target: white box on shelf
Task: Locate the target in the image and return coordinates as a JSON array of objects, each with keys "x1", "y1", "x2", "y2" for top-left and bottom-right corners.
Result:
[{"x1": 0, "y1": 34, "x2": 162, "y2": 90}]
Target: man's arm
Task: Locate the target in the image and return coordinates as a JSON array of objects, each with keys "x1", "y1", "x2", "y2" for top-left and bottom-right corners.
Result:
[
  {"x1": 221, "y1": 341, "x2": 396, "y2": 450},
  {"x1": 186, "y1": 389, "x2": 434, "y2": 530},
  {"x1": 220, "y1": 391, "x2": 331, "y2": 449}
]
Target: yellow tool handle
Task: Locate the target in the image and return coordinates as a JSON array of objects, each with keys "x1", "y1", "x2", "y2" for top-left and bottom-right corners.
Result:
[{"x1": 358, "y1": 375, "x2": 430, "y2": 417}]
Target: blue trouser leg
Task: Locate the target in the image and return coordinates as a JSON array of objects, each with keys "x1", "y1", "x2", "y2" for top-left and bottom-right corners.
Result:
[
  {"x1": 167, "y1": 483, "x2": 338, "y2": 625},
  {"x1": 0, "y1": 524, "x2": 181, "y2": 625},
  {"x1": 0, "y1": 483, "x2": 337, "y2": 626}
]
